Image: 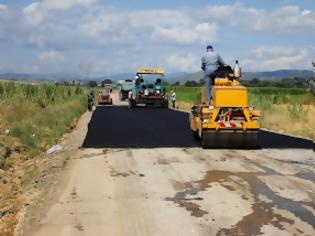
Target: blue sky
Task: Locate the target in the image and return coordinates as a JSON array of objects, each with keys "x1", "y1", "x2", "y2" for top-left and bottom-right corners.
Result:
[{"x1": 0, "y1": 0, "x2": 314, "y2": 76}]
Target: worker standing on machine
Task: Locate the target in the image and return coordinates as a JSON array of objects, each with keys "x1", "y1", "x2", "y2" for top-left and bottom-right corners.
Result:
[{"x1": 201, "y1": 45, "x2": 225, "y2": 101}]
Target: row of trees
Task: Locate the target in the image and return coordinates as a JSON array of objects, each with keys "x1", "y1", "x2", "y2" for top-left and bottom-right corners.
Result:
[
  {"x1": 242, "y1": 77, "x2": 311, "y2": 88},
  {"x1": 171, "y1": 77, "x2": 312, "y2": 88},
  {"x1": 87, "y1": 79, "x2": 113, "y2": 87},
  {"x1": 86, "y1": 77, "x2": 312, "y2": 88}
]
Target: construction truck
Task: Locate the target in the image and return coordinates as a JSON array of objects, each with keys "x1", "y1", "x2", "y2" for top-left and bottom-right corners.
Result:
[
  {"x1": 310, "y1": 61, "x2": 315, "y2": 95},
  {"x1": 190, "y1": 62, "x2": 261, "y2": 149},
  {"x1": 98, "y1": 84, "x2": 113, "y2": 105},
  {"x1": 117, "y1": 80, "x2": 134, "y2": 101},
  {"x1": 129, "y1": 68, "x2": 168, "y2": 108}
]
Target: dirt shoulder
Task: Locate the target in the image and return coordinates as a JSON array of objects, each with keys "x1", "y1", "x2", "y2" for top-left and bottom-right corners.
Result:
[{"x1": 12, "y1": 111, "x2": 92, "y2": 236}]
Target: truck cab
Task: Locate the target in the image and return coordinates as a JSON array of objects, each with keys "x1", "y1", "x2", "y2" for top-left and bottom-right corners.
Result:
[{"x1": 117, "y1": 80, "x2": 134, "y2": 101}]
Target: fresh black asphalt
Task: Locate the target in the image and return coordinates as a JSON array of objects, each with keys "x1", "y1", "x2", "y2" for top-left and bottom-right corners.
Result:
[
  {"x1": 83, "y1": 106, "x2": 199, "y2": 148},
  {"x1": 82, "y1": 106, "x2": 315, "y2": 149}
]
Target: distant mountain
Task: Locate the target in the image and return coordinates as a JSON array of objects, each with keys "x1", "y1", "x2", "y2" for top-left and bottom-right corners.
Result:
[
  {"x1": 166, "y1": 69, "x2": 313, "y2": 84},
  {"x1": 242, "y1": 70, "x2": 313, "y2": 81},
  {"x1": 0, "y1": 72, "x2": 84, "y2": 82},
  {"x1": 108, "y1": 72, "x2": 191, "y2": 82},
  {"x1": 107, "y1": 73, "x2": 134, "y2": 81},
  {"x1": 167, "y1": 72, "x2": 203, "y2": 83},
  {"x1": 1, "y1": 69, "x2": 312, "y2": 84}
]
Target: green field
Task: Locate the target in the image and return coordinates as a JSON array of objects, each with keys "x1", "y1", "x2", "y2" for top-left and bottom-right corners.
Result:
[
  {"x1": 0, "y1": 82, "x2": 87, "y2": 169},
  {"x1": 167, "y1": 86, "x2": 201, "y2": 104},
  {"x1": 167, "y1": 86, "x2": 314, "y2": 106}
]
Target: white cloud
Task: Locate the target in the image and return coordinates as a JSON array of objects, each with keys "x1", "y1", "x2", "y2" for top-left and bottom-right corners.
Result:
[
  {"x1": 80, "y1": 9, "x2": 125, "y2": 39},
  {"x1": 21, "y1": 3, "x2": 315, "y2": 48},
  {"x1": 80, "y1": 9, "x2": 216, "y2": 45},
  {"x1": 201, "y1": 4, "x2": 315, "y2": 33},
  {"x1": 23, "y1": 3, "x2": 47, "y2": 25},
  {"x1": 23, "y1": 0, "x2": 96, "y2": 25},
  {"x1": 152, "y1": 23, "x2": 217, "y2": 44},
  {"x1": 39, "y1": 50, "x2": 64, "y2": 62},
  {"x1": 302, "y1": 9, "x2": 312, "y2": 16},
  {"x1": 242, "y1": 46, "x2": 313, "y2": 71},
  {"x1": 0, "y1": 63, "x2": 39, "y2": 74},
  {"x1": 166, "y1": 53, "x2": 199, "y2": 71},
  {"x1": 41, "y1": 0, "x2": 96, "y2": 10},
  {"x1": 0, "y1": 4, "x2": 8, "y2": 11},
  {"x1": 2, "y1": 2, "x2": 315, "y2": 75},
  {"x1": 251, "y1": 47, "x2": 297, "y2": 59}
]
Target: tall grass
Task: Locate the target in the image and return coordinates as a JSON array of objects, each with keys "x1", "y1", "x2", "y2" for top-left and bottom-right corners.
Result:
[
  {"x1": 167, "y1": 86, "x2": 201, "y2": 104},
  {"x1": 0, "y1": 82, "x2": 86, "y2": 161},
  {"x1": 0, "y1": 82, "x2": 83, "y2": 104}
]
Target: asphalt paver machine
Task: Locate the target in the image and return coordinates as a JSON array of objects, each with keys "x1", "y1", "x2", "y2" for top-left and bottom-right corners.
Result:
[{"x1": 130, "y1": 68, "x2": 168, "y2": 108}]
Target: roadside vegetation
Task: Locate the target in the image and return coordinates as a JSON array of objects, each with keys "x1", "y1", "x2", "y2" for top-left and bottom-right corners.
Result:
[
  {"x1": 168, "y1": 85, "x2": 315, "y2": 140},
  {"x1": 0, "y1": 82, "x2": 86, "y2": 167},
  {"x1": 0, "y1": 81, "x2": 87, "y2": 236}
]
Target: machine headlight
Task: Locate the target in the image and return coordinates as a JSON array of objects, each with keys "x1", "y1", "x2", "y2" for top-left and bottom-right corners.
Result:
[{"x1": 208, "y1": 105, "x2": 214, "y2": 110}]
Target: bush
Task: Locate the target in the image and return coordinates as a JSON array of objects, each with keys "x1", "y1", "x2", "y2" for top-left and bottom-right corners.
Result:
[
  {"x1": 75, "y1": 86, "x2": 83, "y2": 95},
  {"x1": 5, "y1": 82, "x2": 16, "y2": 97},
  {"x1": 87, "y1": 80, "x2": 98, "y2": 87},
  {"x1": 184, "y1": 80, "x2": 199, "y2": 87}
]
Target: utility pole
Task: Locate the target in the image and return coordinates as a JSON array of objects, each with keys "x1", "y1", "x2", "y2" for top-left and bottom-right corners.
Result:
[{"x1": 312, "y1": 61, "x2": 315, "y2": 79}]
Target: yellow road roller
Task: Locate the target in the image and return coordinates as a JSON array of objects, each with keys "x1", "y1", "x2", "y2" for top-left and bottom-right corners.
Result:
[{"x1": 190, "y1": 64, "x2": 261, "y2": 149}]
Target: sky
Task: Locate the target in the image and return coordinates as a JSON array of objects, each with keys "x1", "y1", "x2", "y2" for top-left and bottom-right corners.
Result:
[{"x1": 0, "y1": 0, "x2": 314, "y2": 76}]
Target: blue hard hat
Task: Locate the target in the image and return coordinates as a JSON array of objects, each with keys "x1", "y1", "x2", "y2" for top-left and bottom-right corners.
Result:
[{"x1": 207, "y1": 45, "x2": 213, "y2": 50}]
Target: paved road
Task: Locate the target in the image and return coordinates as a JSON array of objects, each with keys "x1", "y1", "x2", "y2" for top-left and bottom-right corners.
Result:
[
  {"x1": 23, "y1": 98, "x2": 315, "y2": 236},
  {"x1": 83, "y1": 106, "x2": 314, "y2": 150}
]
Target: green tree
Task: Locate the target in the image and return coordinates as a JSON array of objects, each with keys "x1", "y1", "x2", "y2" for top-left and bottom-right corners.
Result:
[
  {"x1": 198, "y1": 78, "x2": 205, "y2": 86},
  {"x1": 101, "y1": 79, "x2": 113, "y2": 87},
  {"x1": 173, "y1": 81, "x2": 180, "y2": 86},
  {"x1": 87, "y1": 80, "x2": 98, "y2": 87},
  {"x1": 185, "y1": 80, "x2": 198, "y2": 87}
]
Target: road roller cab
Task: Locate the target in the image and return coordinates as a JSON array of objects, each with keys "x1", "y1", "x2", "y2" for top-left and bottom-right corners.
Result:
[{"x1": 190, "y1": 63, "x2": 261, "y2": 149}]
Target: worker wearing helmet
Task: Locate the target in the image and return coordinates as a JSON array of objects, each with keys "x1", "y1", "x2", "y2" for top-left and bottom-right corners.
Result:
[{"x1": 201, "y1": 45, "x2": 225, "y2": 101}]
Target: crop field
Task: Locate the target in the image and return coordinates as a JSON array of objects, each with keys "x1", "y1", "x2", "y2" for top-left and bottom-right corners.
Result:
[
  {"x1": 169, "y1": 86, "x2": 315, "y2": 140},
  {"x1": 0, "y1": 82, "x2": 86, "y2": 164}
]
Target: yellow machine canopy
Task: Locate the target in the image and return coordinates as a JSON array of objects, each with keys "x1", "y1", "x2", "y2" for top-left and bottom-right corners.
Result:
[{"x1": 137, "y1": 68, "x2": 165, "y2": 75}]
